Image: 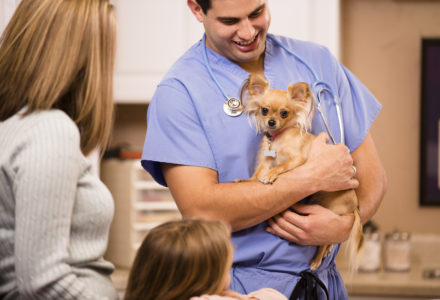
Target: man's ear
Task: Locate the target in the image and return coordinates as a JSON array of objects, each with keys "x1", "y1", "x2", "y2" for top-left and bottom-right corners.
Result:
[{"x1": 187, "y1": 0, "x2": 205, "y2": 23}]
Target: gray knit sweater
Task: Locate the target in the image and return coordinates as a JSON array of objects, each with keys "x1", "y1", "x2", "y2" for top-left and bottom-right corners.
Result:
[{"x1": 0, "y1": 109, "x2": 117, "y2": 299}]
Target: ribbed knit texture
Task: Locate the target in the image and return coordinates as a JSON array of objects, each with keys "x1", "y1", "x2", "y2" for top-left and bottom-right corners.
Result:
[{"x1": 0, "y1": 109, "x2": 117, "y2": 299}]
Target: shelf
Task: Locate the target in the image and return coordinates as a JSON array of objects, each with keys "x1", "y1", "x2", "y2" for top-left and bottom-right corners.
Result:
[
  {"x1": 101, "y1": 158, "x2": 179, "y2": 268},
  {"x1": 133, "y1": 181, "x2": 168, "y2": 190},
  {"x1": 133, "y1": 222, "x2": 163, "y2": 231},
  {"x1": 134, "y1": 201, "x2": 178, "y2": 211}
]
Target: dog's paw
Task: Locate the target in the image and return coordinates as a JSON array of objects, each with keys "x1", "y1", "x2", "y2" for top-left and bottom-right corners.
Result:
[
  {"x1": 261, "y1": 172, "x2": 279, "y2": 184},
  {"x1": 258, "y1": 175, "x2": 275, "y2": 184},
  {"x1": 233, "y1": 178, "x2": 255, "y2": 183}
]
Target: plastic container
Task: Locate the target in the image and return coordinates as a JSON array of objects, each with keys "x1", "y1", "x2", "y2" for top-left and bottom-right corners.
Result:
[
  {"x1": 384, "y1": 229, "x2": 411, "y2": 272},
  {"x1": 358, "y1": 231, "x2": 381, "y2": 272}
]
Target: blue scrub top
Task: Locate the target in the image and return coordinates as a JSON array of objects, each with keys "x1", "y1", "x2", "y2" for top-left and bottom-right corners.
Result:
[{"x1": 142, "y1": 34, "x2": 381, "y2": 299}]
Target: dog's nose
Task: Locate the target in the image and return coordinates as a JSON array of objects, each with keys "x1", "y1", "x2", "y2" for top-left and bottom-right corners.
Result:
[{"x1": 268, "y1": 119, "x2": 276, "y2": 127}]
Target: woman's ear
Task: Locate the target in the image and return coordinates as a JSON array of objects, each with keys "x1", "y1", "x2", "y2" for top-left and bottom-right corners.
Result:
[{"x1": 187, "y1": 0, "x2": 205, "y2": 23}]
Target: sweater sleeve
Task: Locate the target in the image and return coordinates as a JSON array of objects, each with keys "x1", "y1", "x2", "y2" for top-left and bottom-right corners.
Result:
[{"x1": 13, "y1": 112, "x2": 108, "y2": 299}]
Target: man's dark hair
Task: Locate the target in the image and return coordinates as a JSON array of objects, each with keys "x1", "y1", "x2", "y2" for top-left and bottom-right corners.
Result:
[{"x1": 196, "y1": 0, "x2": 210, "y2": 14}]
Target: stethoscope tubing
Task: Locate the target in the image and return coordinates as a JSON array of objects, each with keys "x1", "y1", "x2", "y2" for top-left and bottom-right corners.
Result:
[
  {"x1": 202, "y1": 34, "x2": 232, "y2": 101},
  {"x1": 202, "y1": 33, "x2": 345, "y2": 145},
  {"x1": 268, "y1": 35, "x2": 345, "y2": 144}
]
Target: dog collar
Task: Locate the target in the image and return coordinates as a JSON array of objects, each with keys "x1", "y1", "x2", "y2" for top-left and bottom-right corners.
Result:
[{"x1": 265, "y1": 125, "x2": 294, "y2": 142}]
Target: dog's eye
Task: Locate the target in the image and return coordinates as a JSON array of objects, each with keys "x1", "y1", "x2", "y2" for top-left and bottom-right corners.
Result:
[
  {"x1": 280, "y1": 110, "x2": 289, "y2": 118},
  {"x1": 261, "y1": 107, "x2": 269, "y2": 116}
]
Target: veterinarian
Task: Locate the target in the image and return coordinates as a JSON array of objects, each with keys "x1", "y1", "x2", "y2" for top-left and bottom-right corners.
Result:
[
  {"x1": 0, "y1": 0, "x2": 118, "y2": 298},
  {"x1": 141, "y1": 0, "x2": 387, "y2": 299}
]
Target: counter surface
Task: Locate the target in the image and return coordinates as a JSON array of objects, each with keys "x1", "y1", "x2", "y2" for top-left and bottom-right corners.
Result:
[
  {"x1": 339, "y1": 266, "x2": 440, "y2": 298},
  {"x1": 110, "y1": 234, "x2": 440, "y2": 298}
]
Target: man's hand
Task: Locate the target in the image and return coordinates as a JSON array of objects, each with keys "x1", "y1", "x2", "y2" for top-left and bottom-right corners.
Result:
[
  {"x1": 265, "y1": 203, "x2": 354, "y2": 245},
  {"x1": 304, "y1": 132, "x2": 359, "y2": 192}
]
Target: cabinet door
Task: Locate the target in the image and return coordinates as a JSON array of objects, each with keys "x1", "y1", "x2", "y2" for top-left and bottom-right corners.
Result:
[
  {"x1": 113, "y1": 1, "x2": 202, "y2": 103},
  {"x1": 112, "y1": 0, "x2": 339, "y2": 103},
  {"x1": 269, "y1": 0, "x2": 340, "y2": 59}
]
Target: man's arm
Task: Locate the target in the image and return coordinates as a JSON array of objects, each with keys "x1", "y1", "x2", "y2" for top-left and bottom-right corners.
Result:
[
  {"x1": 265, "y1": 132, "x2": 387, "y2": 245},
  {"x1": 352, "y1": 133, "x2": 387, "y2": 222},
  {"x1": 162, "y1": 132, "x2": 359, "y2": 232}
]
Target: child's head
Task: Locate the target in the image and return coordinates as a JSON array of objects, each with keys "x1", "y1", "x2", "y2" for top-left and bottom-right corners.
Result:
[{"x1": 124, "y1": 219, "x2": 233, "y2": 300}]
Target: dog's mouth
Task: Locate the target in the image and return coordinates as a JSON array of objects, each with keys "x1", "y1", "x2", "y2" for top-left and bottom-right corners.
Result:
[{"x1": 264, "y1": 123, "x2": 279, "y2": 134}]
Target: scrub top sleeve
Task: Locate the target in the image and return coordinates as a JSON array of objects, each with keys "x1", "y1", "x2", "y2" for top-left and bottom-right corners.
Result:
[
  {"x1": 142, "y1": 83, "x2": 216, "y2": 186},
  {"x1": 337, "y1": 64, "x2": 382, "y2": 152}
]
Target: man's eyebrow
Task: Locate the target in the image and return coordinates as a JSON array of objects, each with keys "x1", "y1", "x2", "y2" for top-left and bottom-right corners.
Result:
[
  {"x1": 249, "y1": 4, "x2": 266, "y2": 16},
  {"x1": 216, "y1": 4, "x2": 266, "y2": 23},
  {"x1": 217, "y1": 16, "x2": 240, "y2": 23}
]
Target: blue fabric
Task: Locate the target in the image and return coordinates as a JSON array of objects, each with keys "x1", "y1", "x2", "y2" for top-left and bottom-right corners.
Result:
[{"x1": 141, "y1": 33, "x2": 381, "y2": 299}]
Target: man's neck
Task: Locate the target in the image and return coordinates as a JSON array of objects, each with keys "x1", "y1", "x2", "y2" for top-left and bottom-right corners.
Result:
[{"x1": 236, "y1": 54, "x2": 265, "y2": 76}]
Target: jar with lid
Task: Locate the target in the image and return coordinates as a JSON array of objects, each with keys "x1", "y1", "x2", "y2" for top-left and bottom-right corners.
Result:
[
  {"x1": 384, "y1": 229, "x2": 411, "y2": 272},
  {"x1": 358, "y1": 231, "x2": 381, "y2": 272}
]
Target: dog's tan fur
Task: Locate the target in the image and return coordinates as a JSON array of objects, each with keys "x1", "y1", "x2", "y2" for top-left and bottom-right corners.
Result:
[{"x1": 239, "y1": 74, "x2": 364, "y2": 271}]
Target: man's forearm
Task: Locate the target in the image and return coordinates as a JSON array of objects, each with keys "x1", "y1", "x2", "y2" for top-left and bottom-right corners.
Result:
[
  {"x1": 163, "y1": 164, "x2": 319, "y2": 232},
  {"x1": 351, "y1": 133, "x2": 388, "y2": 224}
]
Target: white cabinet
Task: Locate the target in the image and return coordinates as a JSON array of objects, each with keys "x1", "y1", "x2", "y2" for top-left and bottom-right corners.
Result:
[
  {"x1": 101, "y1": 159, "x2": 181, "y2": 268},
  {"x1": 112, "y1": 1, "x2": 203, "y2": 103},
  {"x1": 269, "y1": 0, "x2": 340, "y2": 59},
  {"x1": 111, "y1": 1, "x2": 340, "y2": 103}
]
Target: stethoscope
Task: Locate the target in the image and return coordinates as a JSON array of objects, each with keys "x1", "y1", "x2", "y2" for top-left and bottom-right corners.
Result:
[{"x1": 201, "y1": 34, "x2": 345, "y2": 145}]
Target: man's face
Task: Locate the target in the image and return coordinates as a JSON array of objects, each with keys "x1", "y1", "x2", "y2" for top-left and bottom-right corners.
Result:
[{"x1": 201, "y1": 0, "x2": 271, "y2": 65}]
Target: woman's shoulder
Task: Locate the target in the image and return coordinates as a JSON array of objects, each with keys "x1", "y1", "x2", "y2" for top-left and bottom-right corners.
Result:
[
  {"x1": 4, "y1": 108, "x2": 81, "y2": 150},
  {"x1": 189, "y1": 288, "x2": 287, "y2": 300},
  {"x1": 248, "y1": 288, "x2": 288, "y2": 300},
  {"x1": 189, "y1": 295, "x2": 237, "y2": 300},
  {"x1": 22, "y1": 109, "x2": 79, "y2": 137}
]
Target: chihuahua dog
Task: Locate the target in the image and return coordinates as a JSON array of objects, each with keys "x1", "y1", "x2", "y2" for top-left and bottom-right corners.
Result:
[{"x1": 239, "y1": 74, "x2": 363, "y2": 271}]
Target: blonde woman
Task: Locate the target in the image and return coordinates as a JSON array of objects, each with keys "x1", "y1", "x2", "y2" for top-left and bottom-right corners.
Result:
[
  {"x1": 0, "y1": 0, "x2": 118, "y2": 299},
  {"x1": 124, "y1": 219, "x2": 287, "y2": 300}
]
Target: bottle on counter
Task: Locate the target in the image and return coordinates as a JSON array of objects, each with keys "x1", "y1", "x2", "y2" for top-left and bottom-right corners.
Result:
[
  {"x1": 358, "y1": 220, "x2": 381, "y2": 272},
  {"x1": 384, "y1": 228, "x2": 411, "y2": 272}
]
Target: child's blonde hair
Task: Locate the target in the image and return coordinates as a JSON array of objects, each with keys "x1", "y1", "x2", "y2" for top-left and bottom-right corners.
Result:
[
  {"x1": 124, "y1": 219, "x2": 233, "y2": 300},
  {"x1": 0, "y1": 0, "x2": 116, "y2": 155}
]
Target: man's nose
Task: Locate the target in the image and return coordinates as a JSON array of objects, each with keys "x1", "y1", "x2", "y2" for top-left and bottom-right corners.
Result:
[{"x1": 237, "y1": 18, "x2": 256, "y2": 41}]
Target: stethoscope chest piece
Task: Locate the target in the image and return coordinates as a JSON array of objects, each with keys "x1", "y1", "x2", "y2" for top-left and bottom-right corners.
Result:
[{"x1": 223, "y1": 97, "x2": 243, "y2": 117}]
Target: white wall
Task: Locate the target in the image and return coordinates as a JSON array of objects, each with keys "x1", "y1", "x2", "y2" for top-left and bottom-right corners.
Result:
[{"x1": 0, "y1": 0, "x2": 21, "y2": 35}]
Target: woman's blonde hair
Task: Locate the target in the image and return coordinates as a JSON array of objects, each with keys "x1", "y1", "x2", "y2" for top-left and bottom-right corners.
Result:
[
  {"x1": 0, "y1": 0, "x2": 116, "y2": 155},
  {"x1": 124, "y1": 219, "x2": 234, "y2": 300}
]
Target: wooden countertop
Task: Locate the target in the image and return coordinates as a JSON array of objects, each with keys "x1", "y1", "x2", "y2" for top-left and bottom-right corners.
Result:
[
  {"x1": 339, "y1": 266, "x2": 440, "y2": 298},
  {"x1": 112, "y1": 266, "x2": 440, "y2": 298},
  {"x1": 337, "y1": 233, "x2": 440, "y2": 298},
  {"x1": 111, "y1": 234, "x2": 440, "y2": 298}
]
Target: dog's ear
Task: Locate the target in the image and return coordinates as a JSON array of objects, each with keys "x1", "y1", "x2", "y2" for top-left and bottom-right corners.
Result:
[
  {"x1": 288, "y1": 82, "x2": 309, "y2": 102},
  {"x1": 240, "y1": 74, "x2": 269, "y2": 133},
  {"x1": 288, "y1": 82, "x2": 315, "y2": 132},
  {"x1": 247, "y1": 74, "x2": 269, "y2": 96}
]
